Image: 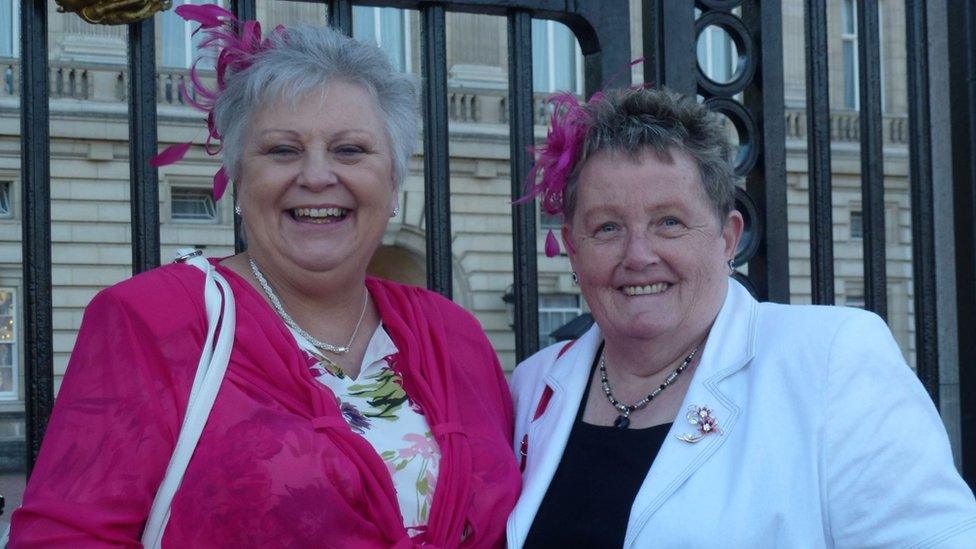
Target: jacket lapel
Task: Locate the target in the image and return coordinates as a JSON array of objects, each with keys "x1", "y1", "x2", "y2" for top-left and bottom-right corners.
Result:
[
  {"x1": 510, "y1": 325, "x2": 603, "y2": 547},
  {"x1": 623, "y1": 280, "x2": 759, "y2": 547}
]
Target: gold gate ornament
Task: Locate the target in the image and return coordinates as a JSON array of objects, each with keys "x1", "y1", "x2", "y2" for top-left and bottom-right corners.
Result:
[{"x1": 56, "y1": 0, "x2": 171, "y2": 25}]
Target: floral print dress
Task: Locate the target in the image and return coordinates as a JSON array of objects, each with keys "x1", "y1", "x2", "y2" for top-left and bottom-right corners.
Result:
[{"x1": 291, "y1": 324, "x2": 440, "y2": 533}]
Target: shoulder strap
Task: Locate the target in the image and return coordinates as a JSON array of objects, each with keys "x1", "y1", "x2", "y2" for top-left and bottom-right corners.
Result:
[{"x1": 141, "y1": 250, "x2": 236, "y2": 549}]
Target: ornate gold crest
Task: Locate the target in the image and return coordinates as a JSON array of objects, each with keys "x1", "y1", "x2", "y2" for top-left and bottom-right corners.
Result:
[{"x1": 56, "y1": 0, "x2": 172, "y2": 25}]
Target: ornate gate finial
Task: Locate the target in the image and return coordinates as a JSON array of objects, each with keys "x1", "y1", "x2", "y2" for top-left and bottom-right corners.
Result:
[{"x1": 56, "y1": 0, "x2": 171, "y2": 25}]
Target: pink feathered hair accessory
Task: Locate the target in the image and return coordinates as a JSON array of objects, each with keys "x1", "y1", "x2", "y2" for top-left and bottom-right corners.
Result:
[
  {"x1": 149, "y1": 4, "x2": 286, "y2": 200},
  {"x1": 517, "y1": 91, "x2": 603, "y2": 257},
  {"x1": 519, "y1": 57, "x2": 646, "y2": 257}
]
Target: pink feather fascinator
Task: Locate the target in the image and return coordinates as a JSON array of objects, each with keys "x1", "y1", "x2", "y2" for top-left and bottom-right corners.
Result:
[
  {"x1": 149, "y1": 4, "x2": 285, "y2": 201},
  {"x1": 517, "y1": 91, "x2": 601, "y2": 257}
]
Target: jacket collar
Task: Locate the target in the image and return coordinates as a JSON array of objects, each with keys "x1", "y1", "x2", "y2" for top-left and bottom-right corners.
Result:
[
  {"x1": 508, "y1": 325, "x2": 602, "y2": 547},
  {"x1": 623, "y1": 279, "x2": 759, "y2": 547}
]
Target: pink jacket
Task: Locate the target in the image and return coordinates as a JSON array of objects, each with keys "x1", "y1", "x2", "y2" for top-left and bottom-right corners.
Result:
[{"x1": 10, "y1": 262, "x2": 520, "y2": 548}]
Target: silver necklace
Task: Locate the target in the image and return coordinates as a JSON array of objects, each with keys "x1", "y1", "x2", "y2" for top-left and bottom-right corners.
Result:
[
  {"x1": 248, "y1": 257, "x2": 368, "y2": 355},
  {"x1": 599, "y1": 344, "x2": 699, "y2": 429}
]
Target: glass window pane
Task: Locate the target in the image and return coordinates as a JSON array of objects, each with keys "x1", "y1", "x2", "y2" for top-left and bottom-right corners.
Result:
[
  {"x1": 0, "y1": 316, "x2": 12, "y2": 342},
  {"x1": 0, "y1": 365, "x2": 12, "y2": 394},
  {"x1": 551, "y1": 23, "x2": 576, "y2": 92},
  {"x1": 539, "y1": 295, "x2": 578, "y2": 309},
  {"x1": 538, "y1": 294, "x2": 581, "y2": 345},
  {"x1": 842, "y1": 0, "x2": 856, "y2": 35},
  {"x1": 378, "y1": 9, "x2": 405, "y2": 71},
  {"x1": 846, "y1": 294, "x2": 865, "y2": 308},
  {"x1": 714, "y1": 30, "x2": 732, "y2": 82},
  {"x1": 531, "y1": 19, "x2": 550, "y2": 91},
  {"x1": 189, "y1": 1, "x2": 217, "y2": 70},
  {"x1": 0, "y1": 182, "x2": 10, "y2": 217},
  {"x1": 0, "y1": 295, "x2": 12, "y2": 396},
  {"x1": 172, "y1": 189, "x2": 217, "y2": 221},
  {"x1": 0, "y1": 346, "x2": 9, "y2": 386},
  {"x1": 0, "y1": 291, "x2": 12, "y2": 318},
  {"x1": 162, "y1": 0, "x2": 222, "y2": 68},
  {"x1": 843, "y1": 41, "x2": 857, "y2": 109},
  {"x1": 0, "y1": 0, "x2": 13, "y2": 58},
  {"x1": 850, "y1": 211, "x2": 863, "y2": 239},
  {"x1": 539, "y1": 208, "x2": 562, "y2": 230},
  {"x1": 353, "y1": 6, "x2": 378, "y2": 46},
  {"x1": 698, "y1": 26, "x2": 738, "y2": 84},
  {"x1": 531, "y1": 20, "x2": 580, "y2": 94},
  {"x1": 539, "y1": 311, "x2": 575, "y2": 345},
  {"x1": 161, "y1": 0, "x2": 189, "y2": 68}
]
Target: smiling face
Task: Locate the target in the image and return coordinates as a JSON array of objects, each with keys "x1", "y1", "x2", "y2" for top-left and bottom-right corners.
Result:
[
  {"x1": 563, "y1": 147, "x2": 742, "y2": 345},
  {"x1": 237, "y1": 80, "x2": 396, "y2": 278}
]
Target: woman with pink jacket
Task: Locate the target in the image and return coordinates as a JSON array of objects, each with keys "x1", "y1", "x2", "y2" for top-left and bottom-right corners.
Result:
[{"x1": 9, "y1": 6, "x2": 519, "y2": 547}]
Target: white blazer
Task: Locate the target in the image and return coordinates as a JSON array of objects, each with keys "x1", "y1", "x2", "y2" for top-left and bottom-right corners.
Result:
[{"x1": 508, "y1": 280, "x2": 976, "y2": 548}]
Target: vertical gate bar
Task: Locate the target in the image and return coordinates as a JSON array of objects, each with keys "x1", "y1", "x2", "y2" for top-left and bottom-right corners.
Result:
[
  {"x1": 421, "y1": 5, "x2": 452, "y2": 298},
  {"x1": 947, "y1": 0, "x2": 976, "y2": 490},
  {"x1": 231, "y1": 0, "x2": 256, "y2": 253},
  {"x1": 856, "y1": 0, "x2": 887, "y2": 319},
  {"x1": 507, "y1": 10, "x2": 539, "y2": 362},
  {"x1": 128, "y1": 20, "x2": 161, "y2": 274},
  {"x1": 579, "y1": 1, "x2": 632, "y2": 98},
  {"x1": 641, "y1": 0, "x2": 695, "y2": 93},
  {"x1": 928, "y1": 0, "x2": 964, "y2": 479},
  {"x1": 328, "y1": 0, "x2": 354, "y2": 36},
  {"x1": 742, "y1": 1, "x2": 790, "y2": 302},
  {"x1": 20, "y1": 0, "x2": 53, "y2": 476},
  {"x1": 804, "y1": 0, "x2": 835, "y2": 305},
  {"x1": 905, "y1": 0, "x2": 939, "y2": 404}
]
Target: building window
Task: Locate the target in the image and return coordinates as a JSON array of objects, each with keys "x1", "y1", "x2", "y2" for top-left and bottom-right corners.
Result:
[
  {"x1": 840, "y1": 1, "x2": 886, "y2": 111},
  {"x1": 532, "y1": 20, "x2": 583, "y2": 94},
  {"x1": 171, "y1": 187, "x2": 218, "y2": 222},
  {"x1": 353, "y1": 7, "x2": 411, "y2": 72},
  {"x1": 696, "y1": 24, "x2": 736, "y2": 83},
  {"x1": 877, "y1": 2, "x2": 886, "y2": 111},
  {"x1": 539, "y1": 206, "x2": 562, "y2": 231},
  {"x1": 841, "y1": 0, "x2": 858, "y2": 109},
  {"x1": 0, "y1": 0, "x2": 18, "y2": 58},
  {"x1": 845, "y1": 286, "x2": 865, "y2": 309},
  {"x1": 0, "y1": 181, "x2": 10, "y2": 218},
  {"x1": 161, "y1": 0, "x2": 223, "y2": 69},
  {"x1": 850, "y1": 210, "x2": 863, "y2": 239},
  {"x1": 0, "y1": 289, "x2": 17, "y2": 400},
  {"x1": 539, "y1": 294, "x2": 581, "y2": 346}
]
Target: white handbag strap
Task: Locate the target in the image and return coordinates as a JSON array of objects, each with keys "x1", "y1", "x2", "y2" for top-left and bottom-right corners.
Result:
[{"x1": 141, "y1": 250, "x2": 236, "y2": 549}]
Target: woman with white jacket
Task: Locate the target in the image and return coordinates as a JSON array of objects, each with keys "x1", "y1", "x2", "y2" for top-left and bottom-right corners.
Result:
[{"x1": 508, "y1": 86, "x2": 976, "y2": 548}]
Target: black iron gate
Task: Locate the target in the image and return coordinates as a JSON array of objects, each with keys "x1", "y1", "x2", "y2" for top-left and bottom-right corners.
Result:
[{"x1": 17, "y1": 0, "x2": 976, "y2": 492}]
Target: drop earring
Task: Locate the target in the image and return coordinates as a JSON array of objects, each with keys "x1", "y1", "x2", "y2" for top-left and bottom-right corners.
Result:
[
  {"x1": 571, "y1": 271, "x2": 579, "y2": 285},
  {"x1": 727, "y1": 259, "x2": 735, "y2": 275},
  {"x1": 391, "y1": 206, "x2": 400, "y2": 218},
  {"x1": 234, "y1": 204, "x2": 242, "y2": 216}
]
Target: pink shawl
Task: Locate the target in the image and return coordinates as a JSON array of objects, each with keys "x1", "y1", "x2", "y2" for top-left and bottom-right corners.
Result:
[{"x1": 10, "y1": 262, "x2": 519, "y2": 547}]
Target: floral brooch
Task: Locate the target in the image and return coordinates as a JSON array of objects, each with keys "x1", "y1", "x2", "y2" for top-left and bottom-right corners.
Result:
[{"x1": 676, "y1": 405, "x2": 723, "y2": 443}]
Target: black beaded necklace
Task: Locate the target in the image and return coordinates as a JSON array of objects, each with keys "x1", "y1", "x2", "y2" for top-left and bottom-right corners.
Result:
[{"x1": 599, "y1": 345, "x2": 700, "y2": 429}]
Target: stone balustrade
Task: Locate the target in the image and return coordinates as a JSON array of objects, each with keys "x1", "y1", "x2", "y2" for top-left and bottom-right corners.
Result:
[
  {"x1": 0, "y1": 56, "x2": 909, "y2": 144},
  {"x1": 784, "y1": 107, "x2": 909, "y2": 145}
]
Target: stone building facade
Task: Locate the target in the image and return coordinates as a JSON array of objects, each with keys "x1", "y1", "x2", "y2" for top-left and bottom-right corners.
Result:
[{"x1": 0, "y1": 0, "x2": 915, "y2": 453}]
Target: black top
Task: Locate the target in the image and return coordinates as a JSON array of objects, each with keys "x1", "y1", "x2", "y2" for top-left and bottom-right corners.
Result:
[{"x1": 524, "y1": 344, "x2": 672, "y2": 549}]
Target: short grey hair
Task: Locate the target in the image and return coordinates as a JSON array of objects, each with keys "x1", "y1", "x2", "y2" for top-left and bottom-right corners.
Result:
[
  {"x1": 563, "y1": 87, "x2": 738, "y2": 224},
  {"x1": 213, "y1": 25, "x2": 420, "y2": 187}
]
